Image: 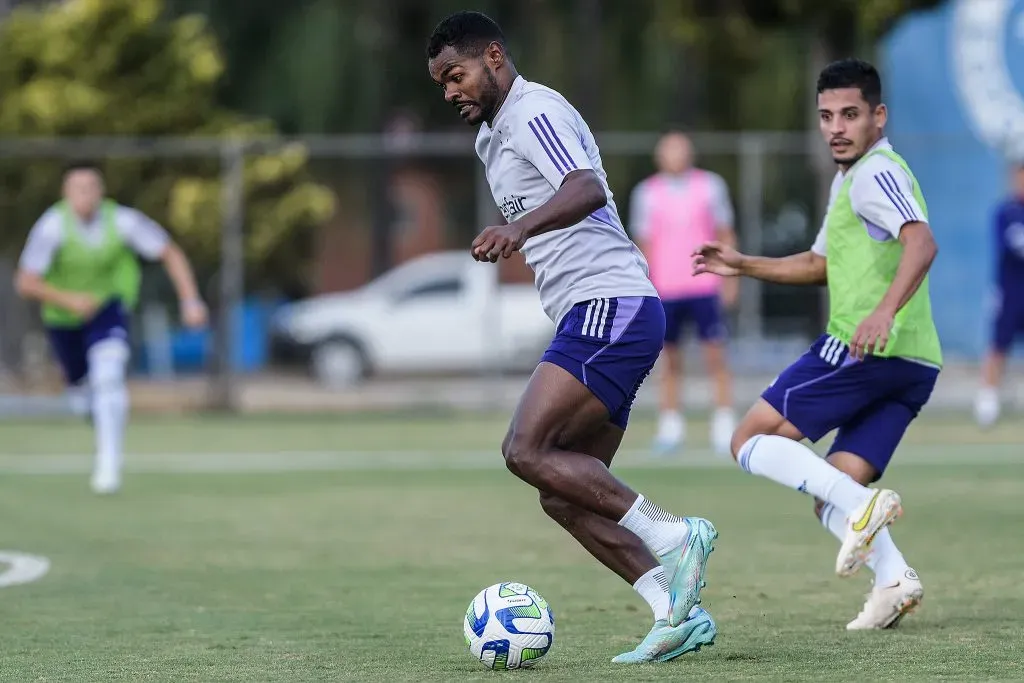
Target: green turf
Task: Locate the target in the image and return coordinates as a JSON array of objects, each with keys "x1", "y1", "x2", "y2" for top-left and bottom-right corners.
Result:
[{"x1": 0, "y1": 414, "x2": 1022, "y2": 681}]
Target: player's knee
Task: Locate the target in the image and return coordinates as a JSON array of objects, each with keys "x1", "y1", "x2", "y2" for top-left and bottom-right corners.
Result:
[
  {"x1": 86, "y1": 339, "x2": 128, "y2": 390},
  {"x1": 502, "y1": 432, "x2": 540, "y2": 480}
]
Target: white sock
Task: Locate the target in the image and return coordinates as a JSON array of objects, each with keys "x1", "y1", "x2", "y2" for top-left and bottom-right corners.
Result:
[
  {"x1": 818, "y1": 502, "x2": 909, "y2": 586},
  {"x1": 656, "y1": 410, "x2": 685, "y2": 442},
  {"x1": 87, "y1": 339, "x2": 130, "y2": 479},
  {"x1": 710, "y1": 407, "x2": 735, "y2": 454},
  {"x1": 66, "y1": 383, "x2": 91, "y2": 417},
  {"x1": 737, "y1": 435, "x2": 874, "y2": 513},
  {"x1": 618, "y1": 494, "x2": 686, "y2": 556},
  {"x1": 633, "y1": 566, "x2": 671, "y2": 622}
]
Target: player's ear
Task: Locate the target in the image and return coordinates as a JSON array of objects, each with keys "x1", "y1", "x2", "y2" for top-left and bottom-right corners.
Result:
[
  {"x1": 874, "y1": 103, "x2": 888, "y2": 128},
  {"x1": 486, "y1": 42, "x2": 504, "y2": 69}
]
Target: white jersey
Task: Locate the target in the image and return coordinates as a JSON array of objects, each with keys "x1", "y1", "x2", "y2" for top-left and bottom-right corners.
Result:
[
  {"x1": 18, "y1": 203, "x2": 171, "y2": 275},
  {"x1": 475, "y1": 75, "x2": 656, "y2": 324},
  {"x1": 811, "y1": 137, "x2": 926, "y2": 256}
]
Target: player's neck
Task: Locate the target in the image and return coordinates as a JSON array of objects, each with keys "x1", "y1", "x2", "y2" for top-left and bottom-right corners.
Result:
[{"x1": 487, "y1": 68, "x2": 520, "y2": 126}]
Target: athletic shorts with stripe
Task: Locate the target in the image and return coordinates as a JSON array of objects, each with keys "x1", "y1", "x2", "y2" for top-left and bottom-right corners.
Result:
[
  {"x1": 541, "y1": 296, "x2": 665, "y2": 429},
  {"x1": 760, "y1": 333, "x2": 939, "y2": 478}
]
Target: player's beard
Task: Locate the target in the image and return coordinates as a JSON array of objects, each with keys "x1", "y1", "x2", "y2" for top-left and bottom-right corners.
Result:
[{"x1": 477, "y1": 66, "x2": 501, "y2": 124}]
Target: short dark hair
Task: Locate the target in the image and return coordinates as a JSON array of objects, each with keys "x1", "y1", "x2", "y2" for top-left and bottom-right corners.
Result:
[
  {"x1": 816, "y1": 58, "x2": 883, "y2": 108},
  {"x1": 62, "y1": 159, "x2": 103, "y2": 177},
  {"x1": 426, "y1": 11, "x2": 505, "y2": 60}
]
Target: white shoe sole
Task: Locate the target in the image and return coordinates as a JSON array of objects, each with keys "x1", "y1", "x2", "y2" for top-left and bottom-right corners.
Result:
[{"x1": 846, "y1": 585, "x2": 924, "y2": 630}]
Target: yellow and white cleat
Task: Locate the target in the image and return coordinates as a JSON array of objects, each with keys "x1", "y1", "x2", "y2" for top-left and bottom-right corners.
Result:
[
  {"x1": 836, "y1": 489, "x2": 902, "y2": 578},
  {"x1": 846, "y1": 569, "x2": 924, "y2": 630}
]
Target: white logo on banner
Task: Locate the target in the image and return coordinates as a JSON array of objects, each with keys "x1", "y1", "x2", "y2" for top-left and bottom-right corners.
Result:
[{"x1": 952, "y1": 0, "x2": 1024, "y2": 159}]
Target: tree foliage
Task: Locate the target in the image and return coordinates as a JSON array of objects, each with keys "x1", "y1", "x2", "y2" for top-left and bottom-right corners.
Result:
[{"x1": 0, "y1": 0, "x2": 335, "y2": 293}]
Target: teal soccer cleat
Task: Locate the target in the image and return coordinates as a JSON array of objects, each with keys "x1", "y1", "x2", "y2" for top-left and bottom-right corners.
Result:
[
  {"x1": 661, "y1": 517, "x2": 718, "y2": 627},
  {"x1": 611, "y1": 607, "x2": 717, "y2": 664}
]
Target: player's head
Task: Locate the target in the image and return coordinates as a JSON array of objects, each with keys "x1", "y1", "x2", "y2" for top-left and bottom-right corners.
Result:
[
  {"x1": 816, "y1": 59, "x2": 886, "y2": 168},
  {"x1": 426, "y1": 11, "x2": 514, "y2": 126},
  {"x1": 655, "y1": 131, "x2": 693, "y2": 174},
  {"x1": 62, "y1": 160, "x2": 105, "y2": 218}
]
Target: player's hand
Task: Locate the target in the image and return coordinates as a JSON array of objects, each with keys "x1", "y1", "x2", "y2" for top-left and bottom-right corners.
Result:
[
  {"x1": 472, "y1": 224, "x2": 527, "y2": 263},
  {"x1": 692, "y1": 241, "x2": 745, "y2": 277},
  {"x1": 850, "y1": 309, "x2": 894, "y2": 360},
  {"x1": 180, "y1": 299, "x2": 209, "y2": 329},
  {"x1": 62, "y1": 292, "x2": 100, "y2": 319}
]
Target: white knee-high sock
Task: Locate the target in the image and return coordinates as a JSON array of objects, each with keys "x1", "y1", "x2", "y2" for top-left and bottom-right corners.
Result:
[
  {"x1": 87, "y1": 339, "x2": 130, "y2": 478},
  {"x1": 818, "y1": 502, "x2": 910, "y2": 586},
  {"x1": 737, "y1": 435, "x2": 874, "y2": 513}
]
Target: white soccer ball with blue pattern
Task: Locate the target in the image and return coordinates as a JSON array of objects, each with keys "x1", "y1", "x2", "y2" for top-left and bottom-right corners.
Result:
[{"x1": 464, "y1": 581, "x2": 555, "y2": 669}]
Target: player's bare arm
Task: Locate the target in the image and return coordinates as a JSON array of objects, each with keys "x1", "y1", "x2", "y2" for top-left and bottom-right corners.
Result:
[
  {"x1": 14, "y1": 269, "x2": 99, "y2": 319},
  {"x1": 472, "y1": 169, "x2": 606, "y2": 262},
  {"x1": 849, "y1": 221, "x2": 937, "y2": 359},
  {"x1": 158, "y1": 241, "x2": 208, "y2": 327},
  {"x1": 692, "y1": 241, "x2": 827, "y2": 285}
]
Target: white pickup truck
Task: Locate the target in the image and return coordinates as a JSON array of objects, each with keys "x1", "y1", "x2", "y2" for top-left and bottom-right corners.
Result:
[{"x1": 269, "y1": 251, "x2": 554, "y2": 387}]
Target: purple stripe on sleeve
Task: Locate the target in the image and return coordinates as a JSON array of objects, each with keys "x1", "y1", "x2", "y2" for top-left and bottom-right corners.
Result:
[
  {"x1": 873, "y1": 173, "x2": 911, "y2": 221},
  {"x1": 533, "y1": 116, "x2": 571, "y2": 173},
  {"x1": 528, "y1": 119, "x2": 565, "y2": 175},
  {"x1": 540, "y1": 113, "x2": 578, "y2": 170},
  {"x1": 882, "y1": 170, "x2": 917, "y2": 220}
]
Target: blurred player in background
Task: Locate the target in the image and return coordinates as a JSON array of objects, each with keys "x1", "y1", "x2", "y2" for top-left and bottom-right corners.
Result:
[
  {"x1": 629, "y1": 132, "x2": 737, "y2": 456},
  {"x1": 974, "y1": 161, "x2": 1024, "y2": 427},
  {"x1": 428, "y1": 11, "x2": 718, "y2": 664},
  {"x1": 15, "y1": 161, "x2": 207, "y2": 495},
  {"x1": 694, "y1": 59, "x2": 938, "y2": 629}
]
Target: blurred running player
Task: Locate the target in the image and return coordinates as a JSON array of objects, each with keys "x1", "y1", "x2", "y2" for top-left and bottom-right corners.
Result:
[
  {"x1": 629, "y1": 131, "x2": 738, "y2": 456},
  {"x1": 694, "y1": 59, "x2": 938, "y2": 629},
  {"x1": 427, "y1": 11, "x2": 717, "y2": 663},
  {"x1": 15, "y1": 161, "x2": 207, "y2": 494},
  {"x1": 975, "y1": 161, "x2": 1024, "y2": 427}
]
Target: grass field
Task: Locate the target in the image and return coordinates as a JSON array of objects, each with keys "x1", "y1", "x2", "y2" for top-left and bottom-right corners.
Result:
[{"x1": 0, "y1": 411, "x2": 1023, "y2": 681}]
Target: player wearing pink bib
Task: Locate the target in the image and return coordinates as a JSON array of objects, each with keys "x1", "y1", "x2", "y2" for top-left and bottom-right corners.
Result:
[{"x1": 629, "y1": 132, "x2": 737, "y2": 455}]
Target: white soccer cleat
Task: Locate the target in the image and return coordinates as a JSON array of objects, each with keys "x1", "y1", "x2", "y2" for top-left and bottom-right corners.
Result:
[
  {"x1": 846, "y1": 569, "x2": 924, "y2": 630},
  {"x1": 652, "y1": 412, "x2": 685, "y2": 456},
  {"x1": 836, "y1": 489, "x2": 902, "y2": 577},
  {"x1": 90, "y1": 469, "x2": 121, "y2": 495}
]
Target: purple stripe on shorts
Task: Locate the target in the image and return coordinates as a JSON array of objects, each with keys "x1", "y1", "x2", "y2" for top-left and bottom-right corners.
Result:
[
  {"x1": 782, "y1": 365, "x2": 848, "y2": 419},
  {"x1": 609, "y1": 297, "x2": 642, "y2": 343}
]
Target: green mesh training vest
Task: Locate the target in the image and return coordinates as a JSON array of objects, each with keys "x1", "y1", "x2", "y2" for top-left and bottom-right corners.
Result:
[{"x1": 823, "y1": 148, "x2": 943, "y2": 367}]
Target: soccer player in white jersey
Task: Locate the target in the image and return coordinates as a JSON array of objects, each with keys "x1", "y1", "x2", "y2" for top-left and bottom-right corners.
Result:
[
  {"x1": 427, "y1": 12, "x2": 718, "y2": 663},
  {"x1": 695, "y1": 60, "x2": 938, "y2": 629},
  {"x1": 15, "y1": 161, "x2": 207, "y2": 494}
]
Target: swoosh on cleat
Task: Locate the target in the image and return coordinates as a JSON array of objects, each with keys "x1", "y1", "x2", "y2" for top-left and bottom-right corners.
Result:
[{"x1": 851, "y1": 491, "x2": 880, "y2": 532}]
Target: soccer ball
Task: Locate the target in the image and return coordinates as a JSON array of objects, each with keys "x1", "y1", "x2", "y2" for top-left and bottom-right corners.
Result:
[{"x1": 463, "y1": 581, "x2": 555, "y2": 669}]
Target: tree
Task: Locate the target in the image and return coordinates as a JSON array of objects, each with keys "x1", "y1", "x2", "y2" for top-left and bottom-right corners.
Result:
[{"x1": 0, "y1": 0, "x2": 335, "y2": 295}]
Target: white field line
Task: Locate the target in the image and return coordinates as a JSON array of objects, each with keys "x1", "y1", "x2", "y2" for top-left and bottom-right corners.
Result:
[{"x1": 0, "y1": 445, "x2": 1020, "y2": 474}]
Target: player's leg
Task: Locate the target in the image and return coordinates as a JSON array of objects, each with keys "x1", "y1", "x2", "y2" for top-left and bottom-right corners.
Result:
[
  {"x1": 975, "y1": 304, "x2": 1014, "y2": 426},
  {"x1": 693, "y1": 295, "x2": 734, "y2": 455},
  {"x1": 46, "y1": 326, "x2": 90, "y2": 419},
  {"x1": 730, "y1": 336, "x2": 902, "y2": 575},
  {"x1": 535, "y1": 399, "x2": 715, "y2": 662},
  {"x1": 653, "y1": 299, "x2": 686, "y2": 453},
  {"x1": 511, "y1": 296, "x2": 716, "y2": 626},
  {"x1": 84, "y1": 301, "x2": 131, "y2": 494}
]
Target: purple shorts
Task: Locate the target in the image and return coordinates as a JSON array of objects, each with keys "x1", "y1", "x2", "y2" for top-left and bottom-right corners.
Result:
[
  {"x1": 991, "y1": 290, "x2": 1024, "y2": 353},
  {"x1": 662, "y1": 295, "x2": 726, "y2": 344},
  {"x1": 46, "y1": 300, "x2": 130, "y2": 386},
  {"x1": 761, "y1": 334, "x2": 939, "y2": 478},
  {"x1": 542, "y1": 296, "x2": 664, "y2": 429}
]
